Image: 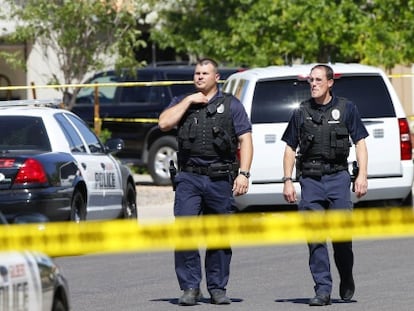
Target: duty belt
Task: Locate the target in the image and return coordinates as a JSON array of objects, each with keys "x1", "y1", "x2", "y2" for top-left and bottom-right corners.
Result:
[
  {"x1": 301, "y1": 160, "x2": 348, "y2": 177},
  {"x1": 181, "y1": 163, "x2": 238, "y2": 178},
  {"x1": 181, "y1": 165, "x2": 209, "y2": 175},
  {"x1": 319, "y1": 162, "x2": 342, "y2": 173}
]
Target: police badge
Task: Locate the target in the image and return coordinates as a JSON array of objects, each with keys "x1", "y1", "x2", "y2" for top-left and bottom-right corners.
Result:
[{"x1": 331, "y1": 108, "x2": 340, "y2": 120}]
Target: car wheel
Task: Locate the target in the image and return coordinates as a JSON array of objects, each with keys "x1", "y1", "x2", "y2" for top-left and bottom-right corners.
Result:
[
  {"x1": 70, "y1": 190, "x2": 86, "y2": 222},
  {"x1": 148, "y1": 136, "x2": 178, "y2": 186},
  {"x1": 52, "y1": 298, "x2": 67, "y2": 311},
  {"x1": 402, "y1": 190, "x2": 413, "y2": 207},
  {"x1": 121, "y1": 182, "x2": 137, "y2": 219}
]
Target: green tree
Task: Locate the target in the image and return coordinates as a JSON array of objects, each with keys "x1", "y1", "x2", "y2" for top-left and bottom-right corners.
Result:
[
  {"x1": 151, "y1": 0, "x2": 414, "y2": 69},
  {"x1": 150, "y1": 0, "x2": 241, "y2": 65},
  {"x1": 0, "y1": 0, "x2": 146, "y2": 109},
  {"x1": 354, "y1": 0, "x2": 414, "y2": 70}
]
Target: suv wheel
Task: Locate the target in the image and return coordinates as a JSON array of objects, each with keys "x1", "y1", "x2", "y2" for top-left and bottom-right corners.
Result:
[
  {"x1": 402, "y1": 191, "x2": 413, "y2": 206},
  {"x1": 148, "y1": 136, "x2": 178, "y2": 185}
]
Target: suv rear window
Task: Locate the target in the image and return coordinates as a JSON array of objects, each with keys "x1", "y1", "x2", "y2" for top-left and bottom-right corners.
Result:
[
  {"x1": 0, "y1": 116, "x2": 51, "y2": 151},
  {"x1": 165, "y1": 73, "x2": 196, "y2": 97},
  {"x1": 251, "y1": 75, "x2": 396, "y2": 124},
  {"x1": 120, "y1": 72, "x2": 158, "y2": 103}
]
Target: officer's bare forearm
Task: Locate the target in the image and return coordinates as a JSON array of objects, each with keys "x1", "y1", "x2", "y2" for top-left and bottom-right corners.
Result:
[
  {"x1": 238, "y1": 132, "x2": 253, "y2": 171},
  {"x1": 283, "y1": 145, "x2": 296, "y2": 178},
  {"x1": 355, "y1": 139, "x2": 368, "y2": 178},
  {"x1": 158, "y1": 97, "x2": 193, "y2": 131}
]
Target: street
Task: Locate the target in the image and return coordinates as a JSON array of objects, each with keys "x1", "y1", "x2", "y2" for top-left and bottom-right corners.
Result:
[
  {"x1": 54, "y1": 175, "x2": 414, "y2": 311},
  {"x1": 56, "y1": 238, "x2": 414, "y2": 311}
]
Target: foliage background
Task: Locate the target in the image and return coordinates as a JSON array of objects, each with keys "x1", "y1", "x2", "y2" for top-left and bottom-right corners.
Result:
[
  {"x1": 151, "y1": 0, "x2": 414, "y2": 70},
  {"x1": 1, "y1": 0, "x2": 414, "y2": 102}
]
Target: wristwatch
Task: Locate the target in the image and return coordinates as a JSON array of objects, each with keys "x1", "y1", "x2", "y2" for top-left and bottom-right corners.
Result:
[
  {"x1": 282, "y1": 176, "x2": 293, "y2": 183},
  {"x1": 239, "y1": 170, "x2": 250, "y2": 178}
]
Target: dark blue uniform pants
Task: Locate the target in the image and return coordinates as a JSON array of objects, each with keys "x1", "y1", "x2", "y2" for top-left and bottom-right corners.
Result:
[
  {"x1": 298, "y1": 170, "x2": 354, "y2": 296},
  {"x1": 173, "y1": 172, "x2": 234, "y2": 291}
]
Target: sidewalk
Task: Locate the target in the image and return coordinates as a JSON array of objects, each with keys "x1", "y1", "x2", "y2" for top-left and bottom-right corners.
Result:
[
  {"x1": 134, "y1": 174, "x2": 175, "y2": 223},
  {"x1": 137, "y1": 202, "x2": 174, "y2": 223}
]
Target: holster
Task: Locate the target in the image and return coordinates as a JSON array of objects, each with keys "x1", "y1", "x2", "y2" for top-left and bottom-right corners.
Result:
[
  {"x1": 169, "y1": 160, "x2": 177, "y2": 191},
  {"x1": 351, "y1": 161, "x2": 359, "y2": 192}
]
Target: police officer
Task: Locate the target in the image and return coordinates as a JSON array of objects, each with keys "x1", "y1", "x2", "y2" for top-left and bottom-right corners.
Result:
[
  {"x1": 282, "y1": 64, "x2": 368, "y2": 306},
  {"x1": 158, "y1": 58, "x2": 253, "y2": 306}
]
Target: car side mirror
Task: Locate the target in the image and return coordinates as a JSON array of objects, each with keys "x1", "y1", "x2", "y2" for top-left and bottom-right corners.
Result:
[{"x1": 105, "y1": 138, "x2": 124, "y2": 154}]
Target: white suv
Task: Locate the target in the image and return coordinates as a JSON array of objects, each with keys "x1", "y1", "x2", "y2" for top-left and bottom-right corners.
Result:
[{"x1": 223, "y1": 63, "x2": 413, "y2": 211}]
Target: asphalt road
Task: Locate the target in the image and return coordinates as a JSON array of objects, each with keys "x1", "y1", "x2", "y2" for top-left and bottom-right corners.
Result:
[
  {"x1": 56, "y1": 239, "x2": 414, "y2": 311},
  {"x1": 54, "y1": 175, "x2": 414, "y2": 311}
]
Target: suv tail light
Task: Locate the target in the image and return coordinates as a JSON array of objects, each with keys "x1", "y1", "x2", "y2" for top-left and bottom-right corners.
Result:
[
  {"x1": 14, "y1": 158, "x2": 48, "y2": 184},
  {"x1": 399, "y1": 118, "x2": 412, "y2": 160}
]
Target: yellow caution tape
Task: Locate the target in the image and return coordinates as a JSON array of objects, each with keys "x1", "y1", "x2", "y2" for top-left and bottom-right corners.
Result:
[
  {"x1": 102, "y1": 117, "x2": 159, "y2": 124},
  {"x1": 0, "y1": 80, "x2": 227, "y2": 91},
  {"x1": 0, "y1": 74, "x2": 411, "y2": 92},
  {"x1": 388, "y1": 74, "x2": 414, "y2": 78},
  {"x1": 0, "y1": 72, "x2": 412, "y2": 91},
  {"x1": 0, "y1": 207, "x2": 413, "y2": 257}
]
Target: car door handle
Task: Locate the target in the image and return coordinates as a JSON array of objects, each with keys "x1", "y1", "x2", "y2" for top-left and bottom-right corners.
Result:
[
  {"x1": 81, "y1": 163, "x2": 87, "y2": 170},
  {"x1": 101, "y1": 163, "x2": 105, "y2": 169}
]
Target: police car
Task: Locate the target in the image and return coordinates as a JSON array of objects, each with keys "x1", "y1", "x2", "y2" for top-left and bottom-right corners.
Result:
[
  {"x1": 0, "y1": 99, "x2": 137, "y2": 222},
  {"x1": 0, "y1": 212, "x2": 70, "y2": 311},
  {"x1": 0, "y1": 250, "x2": 70, "y2": 311}
]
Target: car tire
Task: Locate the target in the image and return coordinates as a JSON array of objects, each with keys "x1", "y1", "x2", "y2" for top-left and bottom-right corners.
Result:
[
  {"x1": 121, "y1": 182, "x2": 137, "y2": 219},
  {"x1": 52, "y1": 298, "x2": 67, "y2": 311},
  {"x1": 148, "y1": 136, "x2": 178, "y2": 186},
  {"x1": 70, "y1": 190, "x2": 86, "y2": 222},
  {"x1": 402, "y1": 190, "x2": 413, "y2": 207}
]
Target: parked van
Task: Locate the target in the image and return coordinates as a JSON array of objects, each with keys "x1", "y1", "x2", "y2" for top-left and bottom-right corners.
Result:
[{"x1": 223, "y1": 63, "x2": 413, "y2": 211}]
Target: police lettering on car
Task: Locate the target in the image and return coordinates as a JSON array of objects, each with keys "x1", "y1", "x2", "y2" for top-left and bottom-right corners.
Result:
[
  {"x1": 0, "y1": 262, "x2": 31, "y2": 310},
  {"x1": 94, "y1": 172, "x2": 116, "y2": 189}
]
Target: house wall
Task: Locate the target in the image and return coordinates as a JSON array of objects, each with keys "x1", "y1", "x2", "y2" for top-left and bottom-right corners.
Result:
[
  {"x1": 26, "y1": 42, "x2": 64, "y2": 100},
  {"x1": 0, "y1": 44, "x2": 27, "y2": 100}
]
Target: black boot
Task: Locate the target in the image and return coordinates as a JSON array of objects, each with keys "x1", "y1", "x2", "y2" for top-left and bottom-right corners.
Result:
[
  {"x1": 178, "y1": 288, "x2": 203, "y2": 306},
  {"x1": 209, "y1": 289, "x2": 231, "y2": 305},
  {"x1": 340, "y1": 276, "x2": 355, "y2": 301},
  {"x1": 309, "y1": 294, "x2": 331, "y2": 306}
]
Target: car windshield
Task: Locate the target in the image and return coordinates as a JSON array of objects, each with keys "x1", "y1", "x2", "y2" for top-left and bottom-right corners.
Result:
[
  {"x1": 250, "y1": 75, "x2": 396, "y2": 124},
  {"x1": 0, "y1": 116, "x2": 51, "y2": 151},
  {"x1": 76, "y1": 74, "x2": 118, "y2": 105}
]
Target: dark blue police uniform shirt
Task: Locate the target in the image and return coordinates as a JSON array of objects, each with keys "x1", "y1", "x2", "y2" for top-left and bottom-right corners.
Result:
[
  {"x1": 165, "y1": 90, "x2": 252, "y2": 166},
  {"x1": 282, "y1": 94, "x2": 369, "y2": 149}
]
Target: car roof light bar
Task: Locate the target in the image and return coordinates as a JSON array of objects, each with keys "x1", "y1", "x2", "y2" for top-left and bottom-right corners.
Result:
[{"x1": 0, "y1": 99, "x2": 62, "y2": 108}]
